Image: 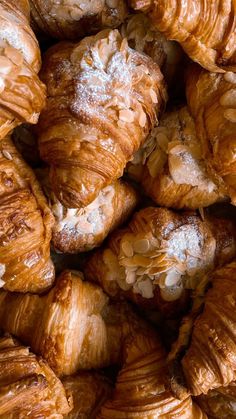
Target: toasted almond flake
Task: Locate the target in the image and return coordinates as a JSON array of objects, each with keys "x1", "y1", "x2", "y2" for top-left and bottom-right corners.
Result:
[
  {"x1": 0, "y1": 263, "x2": 5, "y2": 278},
  {"x1": 2, "y1": 150, "x2": 12, "y2": 160},
  {"x1": 133, "y1": 238, "x2": 150, "y2": 253},
  {"x1": 224, "y1": 72, "x2": 236, "y2": 84},
  {"x1": 139, "y1": 110, "x2": 147, "y2": 127},
  {"x1": 0, "y1": 278, "x2": 5, "y2": 288},
  {"x1": 126, "y1": 270, "x2": 136, "y2": 284},
  {"x1": 132, "y1": 254, "x2": 152, "y2": 267},
  {"x1": 220, "y1": 89, "x2": 236, "y2": 107},
  {"x1": 160, "y1": 285, "x2": 183, "y2": 302},
  {"x1": 136, "y1": 278, "x2": 154, "y2": 298},
  {"x1": 224, "y1": 108, "x2": 236, "y2": 123},
  {"x1": 120, "y1": 257, "x2": 137, "y2": 267},
  {"x1": 121, "y1": 240, "x2": 134, "y2": 258},
  {"x1": 164, "y1": 269, "x2": 182, "y2": 287},
  {"x1": 156, "y1": 132, "x2": 169, "y2": 151},
  {"x1": 119, "y1": 109, "x2": 135, "y2": 123}
]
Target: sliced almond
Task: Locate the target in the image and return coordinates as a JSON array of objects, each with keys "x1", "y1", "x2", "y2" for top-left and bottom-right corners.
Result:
[
  {"x1": 224, "y1": 109, "x2": 236, "y2": 123},
  {"x1": 220, "y1": 89, "x2": 236, "y2": 107},
  {"x1": 133, "y1": 238, "x2": 150, "y2": 254},
  {"x1": 121, "y1": 240, "x2": 134, "y2": 258}
]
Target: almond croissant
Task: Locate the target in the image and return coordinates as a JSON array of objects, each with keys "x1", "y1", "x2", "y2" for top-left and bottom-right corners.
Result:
[
  {"x1": 85, "y1": 207, "x2": 236, "y2": 315},
  {"x1": 197, "y1": 380, "x2": 236, "y2": 418},
  {"x1": 37, "y1": 168, "x2": 139, "y2": 253},
  {"x1": 139, "y1": 106, "x2": 224, "y2": 209},
  {"x1": 0, "y1": 334, "x2": 71, "y2": 418},
  {"x1": 186, "y1": 64, "x2": 236, "y2": 204},
  {"x1": 62, "y1": 372, "x2": 112, "y2": 419},
  {"x1": 0, "y1": 0, "x2": 46, "y2": 140},
  {"x1": 182, "y1": 261, "x2": 236, "y2": 396},
  {"x1": 98, "y1": 325, "x2": 206, "y2": 418},
  {"x1": 0, "y1": 270, "x2": 148, "y2": 376},
  {"x1": 0, "y1": 137, "x2": 54, "y2": 293},
  {"x1": 30, "y1": 0, "x2": 128, "y2": 40},
  {"x1": 37, "y1": 29, "x2": 167, "y2": 208},
  {"x1": 130, "y1": 0, "x2": 236, "y2": 73}
]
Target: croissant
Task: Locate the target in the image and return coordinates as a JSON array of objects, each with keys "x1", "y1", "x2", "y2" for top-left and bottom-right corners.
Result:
[
  {"x1": 197, "y1": 381, "x2": 236, "y2": 418},
  {"x1": 139, "y1": 106, "x2": 225, "y2": 209},
  {"x1": 0, "y1": 136, "x2": 54, "y2": 293},
  {"x1": 186, "y1": 64, "x2": 236, "y2": 204},
  {"x1": 37, "y1": 168, "x2": 139, "y2": 253},
  {"x1": 98, "y1": 325, "x2": 206, "y2": 418},
  {"x1": 0, "y1": 0, "x2": 46, "y2": 140},
  {"x1": 85, "y1": 207, "x2": 236, "y2": 315},
  {"x1": 0, "y1": 334, "x2": 71, "y2": 418},
  {"x1": 0, "y1": 270, "x2": 148, "y2": 376},
  {"x1": 182, "y1": 261, "x2": 236, "y2": 396},
  {"x1": 30, "y1": 0, "x2": 128, "y2": 40},
  {"x1": 130, "y1": 0, "x2": 236, "y2": 73},
  {"x1": 62, "y1": 372, "x2": 112, "y2": 419},
  {"x1": 37, "y1": 29, "x2": 167, "y2": 208}
]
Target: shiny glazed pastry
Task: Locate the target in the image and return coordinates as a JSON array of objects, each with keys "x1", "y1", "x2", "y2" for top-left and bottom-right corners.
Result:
[
  {"x1": 62, "y1": 372, "x2": 112, "y2": 419},
  {"x1": 182, "y1": 262, "x2": 236, "y2": 396},
  {"x1": 0, "y1": 270, "x2": 147, "y2": 376},
  {"x1": 30, "y1": 0, "x2": 128, "y2": 40},
  {"x1": 197, "y1": 381, "x2": 236, "y2": 418},
  {"x1": 186, "y1": 65, "x2": 236, "y2": 204},
  {"x1": 38, "y1": 169, "x2": 139, "y2": 253},
  {"x1": 138, "y1": 106, "x2": 224, "y2": 209},
  {"x1": 38, "y1": 29, "x2": 167, "y2": 208},
  {"x1": 85, "y1": 207, "x2": 236, "y2": 312},
  {"x1": 98, "y1": 326, "x2": 206, "y2": 418},
  {"x1": 0, "y1": 334, "x2": 71, "y2": 418},
  {"x1": 0, "y1": 137, "x2": 54, "y2": 293},
  {"x1": 0, "y1": 0, "x2": 46, "y2": 140},
  {"x1": 130, "y1": 0, "x2": 236, "y2": 72}
]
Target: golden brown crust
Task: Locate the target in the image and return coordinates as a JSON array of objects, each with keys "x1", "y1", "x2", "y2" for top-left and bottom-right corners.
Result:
[
  {"x1": 182, "y1": 262, "x2": 236, "y2": 396},
  {"x1": 0, "y1": 0, "x2": 46, "y2": 140},
  {"x1": 131, "y1": 0, "x2": 236, "y2": 73},
  {"x1": 85, "y1": 207, "x2": 236, "y2": 315},
  {"x1": 186, "y1": 64, "x2": 236, "y2": 204},
  {"x1": 30, "y1": 0, "x2": 128, "y2": 40},
  {"x1": 62, "y1": 372, "x2": 112, "y2": 419},
  {"x1": 197, "y1": 381, "x2": 236, "y2": 418},
  {"x1": 0, "y1": 137, "x2": 54, "y2": 293},
  {"x1": 0, "y1": 335, "x2": 71, "y2": 418},
  {"x1": 37, "y1": 29, "x2": 167, "y2": 208},
  {"x1": 37, "y1": 168, "x2": 139, "y2": 253}
]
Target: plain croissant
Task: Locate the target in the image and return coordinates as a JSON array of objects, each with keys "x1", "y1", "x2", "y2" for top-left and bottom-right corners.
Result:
[
  {"x1": 0, "y1": 334, "x2": 71, "y2": 418},
  {"x1": 130, "y1": 0, "x2": 236, "y2": 73},
  {"x1": 0, "y1": 136, "x2": 54, "y2": 293},
  {"x1": 37, "y1": 168, "x2": 139, "y2": 253},
  {"x1": 37, "y1": 29, "x2": 167, "y2": 208},
  {"x1": 85, "y1": 207, "x2": 236, "y2": 316},
  {"x1": 0, "y1": 0, "x2": 46, "y2": 140},
  {"x1": 186, "y1": 64, "x2": 236, "y2": 205},
  {"x1": 29, "y1": 0, "x2": 128, "y2": 40}
]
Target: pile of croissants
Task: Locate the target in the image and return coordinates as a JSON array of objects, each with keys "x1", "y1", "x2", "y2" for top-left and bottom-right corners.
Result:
[{"x1": 1, "y1": 0, "x2": 236, "y2": 417}]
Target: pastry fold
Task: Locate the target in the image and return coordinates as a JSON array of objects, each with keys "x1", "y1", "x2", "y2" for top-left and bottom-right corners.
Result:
[
  {"x1": 0, "y1": 334, "x2": 71, "y2": 418},
  {"x1": 197, "y1": 380, "x2": 236, "y2": 418},
  {"x1": 38, "y1": 169, "x2": 139, "y2": 253},
  {"x1": 30, "y1": 0, "x2": 128, "y2": 40},
  {"x1": 186, "y1": 65, "x2": 236, "y2": 204},
  {"x1": 0, "y1": 0, "x2": 46, "y2": 140},
  {"x1": 182, "y1": 262, "x2": 236, "y2": 395},
  {"x1": 38, "y1": 29, "x2": 167, "y2": 208},
  {"x1": 85, "y1": 207, "x2": 236, "y2": 315},
  {"x1": 0, "y1": 137, "x2": 54, "y2": 293},
  {"x1": 130, "y1": 0, "x2": 236, "y2": 72}
]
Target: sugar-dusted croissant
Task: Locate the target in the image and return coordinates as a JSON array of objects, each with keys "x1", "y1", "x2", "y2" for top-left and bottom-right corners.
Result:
[
  {"x1": 85, "y1": 207, "x2": 236, "y2": 315},
  {"x1": 186, "y1": 65, "x2": 236, "y2": 204},
  {"x1": 0, "y1": 270, "x2": 147, "y2": 376},
  {"x1": 0, "y1": 334, "x2": 71, "y2": 418},
  {"x1": 62, "y1": 372, "x2": 112, "y2": 419},
  {"x1": 38, "y1": 29, "x2": 167, "y2": 208},
  {"x1": 98, "y1": 325, "x2": 206, "y2": 418},
  {"x1": 130, "y1": 0, "x2": 236, "y2": 73},
  {"x1": 0, "y1": 0, "x2": 46, "y2": 140},
  {"x1": 30, "y1": 0, "x2": 128, "y2": 40},
  {"x1": 37, "y1": 168, "x2": 139, "y2": 253},
  {"x1": 139, "y1": 106, "x2": 225, "y2": 209},
  {"x1": 0, "y1": 137, "x2": 54, "y2": 293},
  {"x1": 197, "y1": 381, "x2": 236, "y2": 418},
  {"x1": 182, "y1": 261, "x2": 236, "y2": 396},
  {"x1": 120, "y1": 13, "x2": 183, "y2": 88}
]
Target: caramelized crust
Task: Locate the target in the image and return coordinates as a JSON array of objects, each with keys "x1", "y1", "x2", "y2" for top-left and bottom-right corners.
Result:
[
  {"x1": 197, "y1": 380, "x2": 236, "y2": 418},
  {"x1": 0, "y1": 335, "x2": 71, "y2": 418},
  {"x1": 0, "y1": 0, "x2": 46, "y2": 139},
  {"x1": 0, "y1": 137, "x2": 54, "y2": 293},
  {"x1": 130, "y1": 0, "x2": 236, "y2": 72},
  {"x1": 182, "y1": 262, "x2": 236, "y2": 395},
  {"x1": 186, "y1": 64, "x2": 236, "y2": 204},
  {"x1": 30, "y1": 0, "x2": 128, "y2": 40},
  {"x1": 38, "y1": 29, "x2": 167, "y2": 208}
]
